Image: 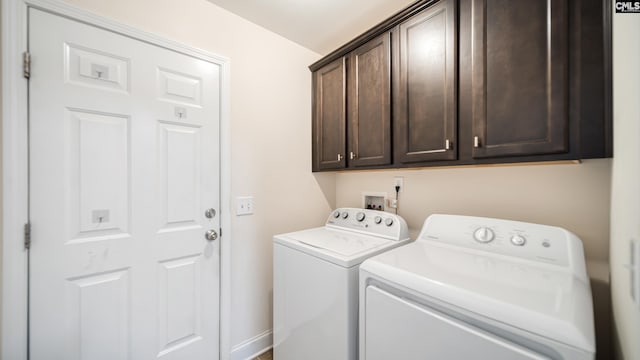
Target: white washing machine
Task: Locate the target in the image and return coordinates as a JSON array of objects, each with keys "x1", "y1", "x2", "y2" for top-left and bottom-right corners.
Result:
[
  {"x1": 273, "y1": 208, "x2": 410, "y2": 360},
  {"x1": 360, "y1": 214, "x2": 596, "y2": 360}
]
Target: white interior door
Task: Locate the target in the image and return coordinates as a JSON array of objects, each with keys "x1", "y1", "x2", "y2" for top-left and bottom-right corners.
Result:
[{"x1": 28, "y1": 8, "x2": 221, "y2": 359}]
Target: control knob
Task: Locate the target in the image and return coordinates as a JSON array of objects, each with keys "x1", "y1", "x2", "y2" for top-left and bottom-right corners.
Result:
[
  {"x1": 384, "y1": 218, "x2": 394, "y2": 227},
  {"x1": 374, "y1": 216, "x2": 382, "y2": 224},
  {"x1": 341, "y1": 212, "x2": 349, "y2": 219},
  {"x1": 511, "y1": 234, "x2": 526, "y2": 246},
  {"x1": 356, "y1": 212, "x2": 366, "y2": 222},
  {"x1": 473, "y1": 227, "x2": 495, "y2": 243}
]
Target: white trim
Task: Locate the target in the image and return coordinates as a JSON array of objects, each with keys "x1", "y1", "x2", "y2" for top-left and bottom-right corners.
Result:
[
  {"x1": 0, "y1": 0, "x2": 28, "y2": 359},
  {"x1": 1, "y1": 1, "x2": 233, "y2": 359},
  {"x1": 230, "y1": 329, "x2": 273, "y2": 360},
  {"x1": 219, "y1": 26, "x2": 233, "y2": 360},
  {"x1": 1, "y1": 0, "x2": 29, "y2": 358}
]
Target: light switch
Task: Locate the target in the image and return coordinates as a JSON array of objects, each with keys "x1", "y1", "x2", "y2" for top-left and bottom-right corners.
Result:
[{"x1": 236, "y1": 196, "x2": 254, "y2": 216}]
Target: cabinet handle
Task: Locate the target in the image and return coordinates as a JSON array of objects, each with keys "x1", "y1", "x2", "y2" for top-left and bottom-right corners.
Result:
[
  {"x1": 445, "y1": 139, "x2": 451, "y2": 150},
  {"x1": 350, "y1": 151, "x2": 356, "y2": 160},
  {"x1": 474, "y1": 136, "x2": 480, "y2": 148},
  {"x1": 337, "y1": 154, "x2": 343, "y2": 161}
]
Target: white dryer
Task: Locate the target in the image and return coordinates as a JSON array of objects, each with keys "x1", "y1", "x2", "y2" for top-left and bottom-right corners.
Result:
[
  {"x1": 273, "y1": 208, "x2": 410, "y2": 360},
  {"x1": 360, "y1": 214, "x2": 595, "y2": 360}
]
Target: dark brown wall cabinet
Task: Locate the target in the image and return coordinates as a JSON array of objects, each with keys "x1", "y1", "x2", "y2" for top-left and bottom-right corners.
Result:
[
  {"x1": 310, "y1": 0, "x2": 611, "y2": 171},
  {"x1": 312, "y1": 58, "x2": 346, "y2": 171},
  {"x1": 348, "y1": 33, "x2": 392, "y2": 167},
  {"x1": 470, "y1": 0, "x2": 568, "y2": 159},
  {"x1": 312, "y1": 34, "x2": 392, "y2": 171},
  {"x1": 394, "y1": 0, "x2": 456, "y2": 164}
]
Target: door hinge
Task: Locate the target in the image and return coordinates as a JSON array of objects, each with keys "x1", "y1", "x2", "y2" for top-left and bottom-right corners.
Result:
[
  {"x1": 24, "y1": 222, "x2": 31, "y2": 250},
  {"x1": 23, "y1": 51, "x2": 31, "y2": 79}
]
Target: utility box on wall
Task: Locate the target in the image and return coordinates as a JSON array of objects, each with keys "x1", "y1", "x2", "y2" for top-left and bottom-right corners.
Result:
[{"x1": 362, "y1": 192, "x2": 386, "y2": 211}]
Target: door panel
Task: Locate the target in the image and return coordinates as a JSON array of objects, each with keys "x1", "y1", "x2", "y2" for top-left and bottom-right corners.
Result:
[
  {"x1": 29, "y1": 8, "x2": 220, "y2": 360},
  {"x1": 158, "y1": 122, "x2": 202, "y2": 229},
  {"x1": 348, "y1": 33, "x2": 391, "y2": 167},
  {"x1": 313, "y1": 58, "x2": 346, "y2": 170},
  {"x1": 157, "y1": 255, "x2": 203, "y2": 356},
  {"x1": 67, "y1": 269, "x2": 131, "y2": 360},
  {"x1": 471, "y1": 0, "x2": 568, "y2": 158},
  {"x1": 394, "y1": 0, "x2": 457, "y2": 164},
  {"x1": 69, "y1": 109, "x2": 130, "y2": 241},
  {"x1": 65, "y1": 42, "x2": 130, "y2": 93}
]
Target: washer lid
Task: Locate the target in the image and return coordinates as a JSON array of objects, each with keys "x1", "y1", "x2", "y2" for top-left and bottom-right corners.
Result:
[
  {"x1": 275, "y1": 227, "x2": 406, "y2": 267},
  {"x1": 361, "y1": 241, "x2": 595, "y2": 353},
  {"x1": 295, "y1": 228, "x2": 391, "y2": 256}
]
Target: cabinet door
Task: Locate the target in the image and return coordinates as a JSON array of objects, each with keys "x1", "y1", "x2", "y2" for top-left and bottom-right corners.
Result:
[
  {"x1": 348, "y1": 33, "x2": 392, "y2": 167},
  {"x1": 313, "y1": 57, "x2": 346, "y2": 170},
  {"x1": 471, "y1": 0, "x2": 568, "y2": 158},
  {"x1": 394, "y1": 0, "x2": 457, "y2": 164}
]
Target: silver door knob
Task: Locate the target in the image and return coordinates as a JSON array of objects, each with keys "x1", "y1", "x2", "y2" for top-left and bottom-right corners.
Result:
[
  {"x1": 205, "y1": 208, "x2": 216, "y2": 219},
  {"x1": 205, "y1": 230, "x2": 218, "y2": 241}
]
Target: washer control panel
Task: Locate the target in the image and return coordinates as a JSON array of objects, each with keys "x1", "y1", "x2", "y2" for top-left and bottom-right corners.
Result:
[
  {"x1": 326, "y1": 208, "x2": 409, "y2": 241},
  {"x1": 418, "y1": 214, "x2": 581, "y2": 268}
]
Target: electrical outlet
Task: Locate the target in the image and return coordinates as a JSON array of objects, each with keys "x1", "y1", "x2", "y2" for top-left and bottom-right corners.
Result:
[
  {"x1": 388, "y1": 199, "x2": 398, "y2": 209},
  {"x1": 394, "y1": 177, "x2": 404, "y2": 192},
  {"x1": 236, "y1": 196, "x2": 254, "y2": 216}
]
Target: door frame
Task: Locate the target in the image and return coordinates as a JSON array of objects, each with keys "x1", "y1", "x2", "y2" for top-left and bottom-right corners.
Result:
[{"x1": 1, "y1": 0, "x2": 233, "y2": 359}]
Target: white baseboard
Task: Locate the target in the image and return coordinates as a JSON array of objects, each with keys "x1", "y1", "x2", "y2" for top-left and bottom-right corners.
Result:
[{"x1": 230, "y1": 329, "x2": 273, "y2": 360}]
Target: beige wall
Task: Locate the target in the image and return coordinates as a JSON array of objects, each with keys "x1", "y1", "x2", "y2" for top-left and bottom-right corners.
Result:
[
  {"x1": 611, "y1": 11, "x2": 640, "y2": 360},
  {"x1": 58, "y1": 0, "x2": 332, "y2": 354},
  {"x1": 336, "y1": 159, "x2": 611, "y2": 263}
]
